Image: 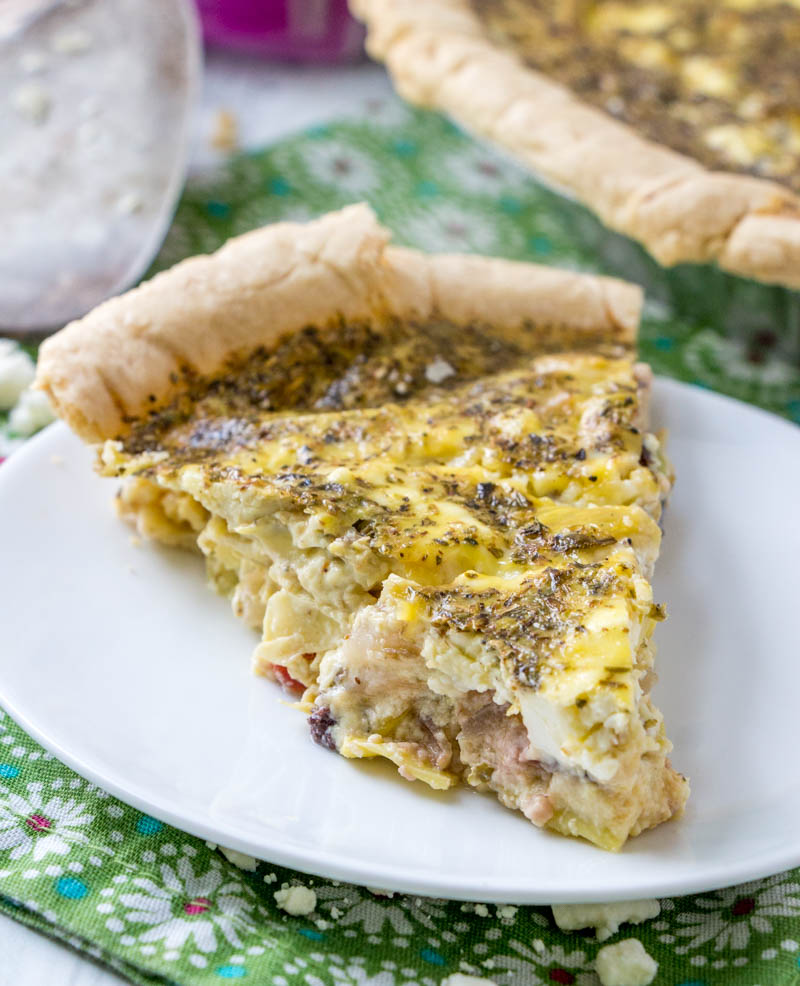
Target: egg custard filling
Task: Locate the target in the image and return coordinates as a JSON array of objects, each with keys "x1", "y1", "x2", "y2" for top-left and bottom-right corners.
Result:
[
  {"x1": 471, "y1": 0, "x2": 800, "y2": 193},
  {"x1": 36, "y1": 206, "x2": 687, "y2": 850}
]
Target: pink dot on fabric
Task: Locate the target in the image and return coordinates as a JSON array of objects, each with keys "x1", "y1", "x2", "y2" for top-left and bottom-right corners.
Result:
[
  {"x1": 183, "y1": 897, "x2": 211, "y2": 916},
  {"x1": 25, "y1": 814, "x2": 52, "y2": 832}
]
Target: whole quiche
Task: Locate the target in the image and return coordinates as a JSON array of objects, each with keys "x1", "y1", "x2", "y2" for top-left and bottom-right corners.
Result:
[{"x1": 351, "y1": 0, "x2": 800, "y2": 289}]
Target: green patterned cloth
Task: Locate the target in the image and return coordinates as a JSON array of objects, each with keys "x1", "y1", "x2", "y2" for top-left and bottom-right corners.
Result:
[{"x1": 1, "y1": 98, "x2": 800, "y2": 986}]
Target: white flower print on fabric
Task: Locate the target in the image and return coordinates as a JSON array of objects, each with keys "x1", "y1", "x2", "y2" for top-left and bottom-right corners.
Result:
[
  {"x1": 315, "y1": 884, "x2": 448, "y2": 935},
  {"x1": 0, "y1": 783, "x2": 97, "y2": 862},
  {"x1": 327, "y1": 967, "x2": 398, "y2": 986},
  {"x1": 395, "y1": 895, "x2": 450, "y2": 932},
  {"x1": 303, "y1": 952, "x2": 434, "y2": 986},
  {"x1": 490, "y1": 939, "x2": 596, "y2": 986},
  {"x1": 112, "y1": 856, "x2": 258, "y2": 955},
  {"x1": 684, "y1": 329, "x2": 800, "y2": 391},
  {"x1": 440, "y1": 145, "x2": 531, "y2": 197},
  {"x1": 299, "y1": 138, "x2": 379, "y2": 197},
  {"x1": 672, "y1": 875, "x2": 800, "y2": 954},
  {"x1": 398, "y1": 202, "x2": 518, "y2": 255}
]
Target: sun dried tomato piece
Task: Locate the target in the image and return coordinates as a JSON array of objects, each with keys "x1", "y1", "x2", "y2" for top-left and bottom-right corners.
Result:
[{"x1": 271, "y1": 664, "x2": 305, "y2": 695}]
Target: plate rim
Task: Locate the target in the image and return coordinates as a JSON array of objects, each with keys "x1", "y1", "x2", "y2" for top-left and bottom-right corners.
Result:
[{"x1": 1, "y1": 378, "x2": 799, "y2": 903}]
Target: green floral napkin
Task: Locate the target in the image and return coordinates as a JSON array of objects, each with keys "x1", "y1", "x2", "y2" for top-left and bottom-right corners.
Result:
[{"x1": 1, "y1": 98, "x2": 800, "y2": 986}]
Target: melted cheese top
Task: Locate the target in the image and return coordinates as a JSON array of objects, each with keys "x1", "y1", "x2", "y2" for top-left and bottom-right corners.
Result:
[
  {"x1": 102, "y1": 322, "x2": 668, "y2": 733},
  {"x1": 106, "y1": 351, "x2": 665, "y2": 582},
  {"x1": 474, "y1": 0, "x2": 800, "y2": 192}
]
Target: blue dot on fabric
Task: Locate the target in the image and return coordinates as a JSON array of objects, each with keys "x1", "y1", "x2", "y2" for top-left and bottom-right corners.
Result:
[
  {"x1": 56, "y1": 876, "x2": 88, "y2": 900},
  {"x1": 269, "y1": 177, "x2": 291, "y2": 196},
  {"x1": 416, "y1": 180, "x2": 439, "y2": 198},
  {"x1": 393, "y1": 139, "x2": 417, "y2": 157},
  {"x1": 528, "y1": 235, "x2": 552, "y2": 255},
  {"x1": 500, "y1": 196, "x2": 522, "y2": 215},
  {"x1": 0, "y1": 764, "x2": 20, "y2": 778},
  {"x1": 299, "y1": 928, "x2": 324, "y2": 941},
  {"x1": 420, "y1": 949, "x2": 446, "y2": 966},
  {"x1": 215, "y1": 966, "x2": 247, "y2": 979},
  {"x1": 135, "y1": 815, "x2": 163, "y2": 835},
  {"x1": 206, "y1": 200, "x2": 231, "y2": 219},
  {"x1": 654, "y1": 336, "x2": 674, "y2": 351},
  {"x1": 306, "y1": 124, "x2": 330, "y2": 140},
  {"x1": 787, "y1": 400, "x2": 800, "y2": 424}
]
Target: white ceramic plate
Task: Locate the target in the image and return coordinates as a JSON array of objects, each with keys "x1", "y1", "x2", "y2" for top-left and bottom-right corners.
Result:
[{"x1": 1, "y1": 379, "x2": 799, "y2": 903}]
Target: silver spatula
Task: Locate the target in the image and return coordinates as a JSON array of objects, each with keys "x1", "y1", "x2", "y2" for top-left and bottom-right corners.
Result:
[{"x1": 0, "y1": 0, "x2": 201, "y2": 336}]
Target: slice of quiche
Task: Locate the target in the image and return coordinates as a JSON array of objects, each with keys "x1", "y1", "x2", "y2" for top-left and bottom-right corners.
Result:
[
  {"x1": 37, "y1": 205, "x2": 687, "y2": 850},
  {"x1": 350, "y1": 0, "x2": 800, "y2": 289}
]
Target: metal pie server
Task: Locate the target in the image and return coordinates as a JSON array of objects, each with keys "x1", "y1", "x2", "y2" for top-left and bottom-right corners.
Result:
[{"x1": 0, "y1": 0, "x2": 201, "y2": 337}]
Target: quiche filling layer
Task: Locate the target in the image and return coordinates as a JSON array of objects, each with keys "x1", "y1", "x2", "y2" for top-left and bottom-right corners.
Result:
[
  {"x1": 472, "y1": 0, "x2": 800, "y2": 192},
  {"x1": 101, "y1": 317, "x2": 685, "y2": 850}
]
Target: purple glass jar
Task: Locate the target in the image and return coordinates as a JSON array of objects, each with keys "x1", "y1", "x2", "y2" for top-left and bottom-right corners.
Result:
[{"x1": 195, "y1": 0, "x2": 366, "y2": 61}]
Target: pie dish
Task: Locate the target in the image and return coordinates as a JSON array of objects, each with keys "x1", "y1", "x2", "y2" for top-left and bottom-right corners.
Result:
[
  {"x1": 350, "y1": 0, "x2": 800, "y2": 290},
  {"x1": 36, "y1": 205, "x2": 687, "y2": 850}
]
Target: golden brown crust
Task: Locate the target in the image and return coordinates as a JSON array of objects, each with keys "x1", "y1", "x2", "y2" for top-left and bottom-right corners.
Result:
[
  {"x1": 36, "y1": 205, "x2": 389, "y2": 443},
  {"x1": 36, "y1": 204, "x2": 641, "y2": 443},
  {"x1": 350, "y1": 0, "x2": 800, "y2": 289},
  {"x1": 382, "y1": 246, "x2": 640, "y2": 340}
]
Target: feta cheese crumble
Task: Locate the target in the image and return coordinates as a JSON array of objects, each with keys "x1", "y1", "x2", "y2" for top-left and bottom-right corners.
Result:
[
  {"x1": 9, "y1": 388, "x2": 55, "y2": 436},
  {"x1": 595, "y1": 939, "x2": 658, "y2": 986},
  {"x1": 274, "y1": 884, "x2": 316, "y2": 916},
  {"x1": 0, "y1": 342, "x2": 35, "y2": 410},
  {"x1": 551, "y1": 899, "x2": 660, "y2": 941},
  {"x1": 425, "y1": 356, "x2": 456, "y2": 384},
  {"x1": 442, "y1": 976, "x2": 498, "y2": 986},
  {"x1": 496, "y1": 904, "x2": 518, "y2": 921},
  {"x1": 219, "y1": 846, "x2": 258, "y2": 871}
]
